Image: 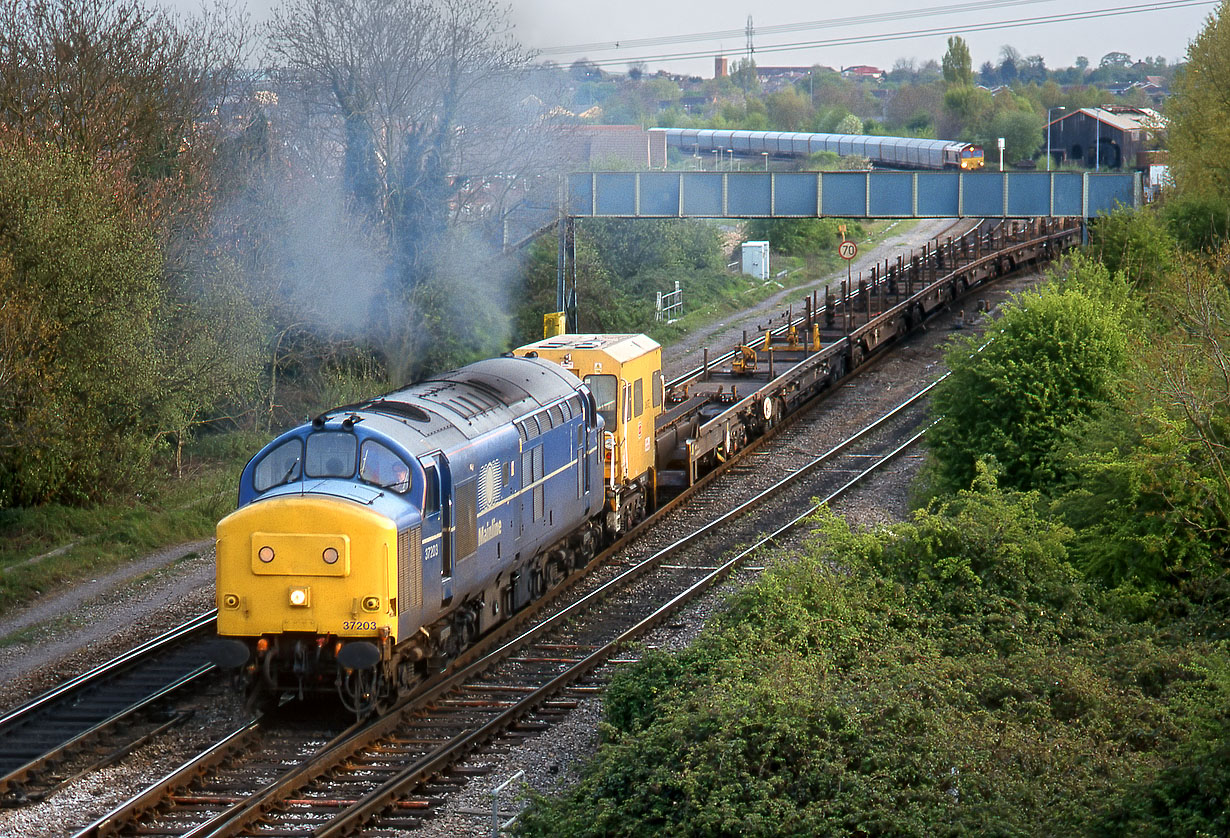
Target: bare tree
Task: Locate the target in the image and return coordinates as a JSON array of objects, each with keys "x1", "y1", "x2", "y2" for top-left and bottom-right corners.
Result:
[
  {"x1": 0, "y1": 0, "x2": 251, "y2": 186},
  {"x1": 265, "y1": 0, "x2": 551, "y2": 290}
]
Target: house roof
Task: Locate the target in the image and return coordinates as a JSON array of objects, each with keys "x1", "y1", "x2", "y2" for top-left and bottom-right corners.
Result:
[
  {"x1": 1046, "y1": 106, "x2": 1166, "y2": 131},
  {"x1": 841, "y1": 65, "x2": 884, "y2": 76}
]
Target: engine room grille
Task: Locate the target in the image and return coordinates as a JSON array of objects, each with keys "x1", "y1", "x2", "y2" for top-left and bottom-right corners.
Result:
[
  {"x1": 397, "y1": 526, "x2": 422, "y2": 614},
  {"x1": 455, "y1": 480, "x2": 477, "y2": 560}
]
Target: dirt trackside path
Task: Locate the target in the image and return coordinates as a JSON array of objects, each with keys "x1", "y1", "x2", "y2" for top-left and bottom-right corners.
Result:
[{"x1": 0, "y1": 540, "x2": 215, "y2": 710}]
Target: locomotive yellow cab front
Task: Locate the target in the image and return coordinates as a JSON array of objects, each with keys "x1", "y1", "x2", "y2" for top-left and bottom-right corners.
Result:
[{"x1": 215, "y1": 494, "x2": 403, "y2": 692}]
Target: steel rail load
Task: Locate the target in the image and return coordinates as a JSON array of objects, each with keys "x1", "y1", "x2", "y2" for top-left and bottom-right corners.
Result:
[
  {"x1": 648, "y1": 218, "x2": 1075, "y2": 489},
  {"x1": 653, "y1": 127, "x2": 985, "y2": 170}
]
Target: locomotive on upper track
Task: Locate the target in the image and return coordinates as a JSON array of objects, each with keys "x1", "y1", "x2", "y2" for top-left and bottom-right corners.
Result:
[
  {"x1": 211, "y1": 335, "x2": 664, "y2": 714},
  {"x1": 652, "y1": 127, "x2": 985, "y2": 170}
]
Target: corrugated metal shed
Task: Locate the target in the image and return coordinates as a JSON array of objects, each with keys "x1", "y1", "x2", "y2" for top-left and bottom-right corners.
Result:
[{"x1": 1042, "y1": 107, "x2": 1166, "y2": 169}]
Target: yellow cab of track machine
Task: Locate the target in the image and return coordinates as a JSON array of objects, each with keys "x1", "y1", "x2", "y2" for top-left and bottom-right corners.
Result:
[
  {"x1": 215, "y1": 495, "x2": 398, "y2": 643},
  {"x1": 515, "y1": 334, "x2": 662, "y2": 528}
]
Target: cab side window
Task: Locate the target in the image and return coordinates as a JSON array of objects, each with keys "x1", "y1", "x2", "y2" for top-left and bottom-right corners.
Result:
[
  {"x1": 585, "y1": 374, "x2": 617, "y2": 428},
  {"x1": 422, "y1": 465, "x2": 440, "y2": 516}
]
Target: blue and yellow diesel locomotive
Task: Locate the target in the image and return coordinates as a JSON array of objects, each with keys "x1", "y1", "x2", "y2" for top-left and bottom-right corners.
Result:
[{"x1": 212, "y1": 336, "x2": 664, "y2": 713}]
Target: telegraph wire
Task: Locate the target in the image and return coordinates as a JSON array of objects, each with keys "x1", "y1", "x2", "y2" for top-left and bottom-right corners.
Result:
[
  {"x1": 538, "y1": 0, "x2": 1076, "y2": 55},
  {"x1": 539, "y1": 0, "x2": 1215, "y2": 70}
]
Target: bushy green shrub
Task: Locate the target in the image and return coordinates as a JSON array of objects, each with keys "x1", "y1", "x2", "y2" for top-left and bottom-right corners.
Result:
[
  {"x1": 1088, "y1": 205, "x2": 1178, "y2": 287},
  {"x1": 744, "y1": 218, "x2": 864, "y2": 257},
  {"x1": 516, "y1": 475, "x2": 1230, "y2": 837},
  {"x1": 0, "y1": 139, "x2": 167, "y2": 506},
  {"x1": 925, "y1": 275, "x2": 1130, "y2": 495},
  {"x1": 1160, "y1": 192, "x2": 1230, "y2": 252}
]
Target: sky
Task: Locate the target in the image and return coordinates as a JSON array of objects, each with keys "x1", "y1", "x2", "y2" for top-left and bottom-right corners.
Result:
[{"x1": 163, "y1": 0, "x2": 1218, "y2": 77}]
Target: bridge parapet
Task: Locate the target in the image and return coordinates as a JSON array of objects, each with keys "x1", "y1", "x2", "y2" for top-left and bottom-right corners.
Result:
[{"x1": 566, "y1": 170, "x2": 1141, "y2": 219}]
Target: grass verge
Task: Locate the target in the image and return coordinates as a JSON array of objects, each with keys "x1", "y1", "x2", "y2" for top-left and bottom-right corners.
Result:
[{"x1": 0, "y1": 431, "x2": 264, "y2": 619}]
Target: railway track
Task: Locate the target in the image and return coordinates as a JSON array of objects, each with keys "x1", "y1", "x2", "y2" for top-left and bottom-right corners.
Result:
[
  {"x1": 75, "y1": 374, "x2": 938, "y2": 837},
  {"x1": 663, "y1": 217, "x2": 982, "y2": 381},
  {"x1": 11, "y1": 216, "x2": 1062, "y2": 833},
  {"x1": 0, "y1": 612, "x2": 219, "y2": 806}
]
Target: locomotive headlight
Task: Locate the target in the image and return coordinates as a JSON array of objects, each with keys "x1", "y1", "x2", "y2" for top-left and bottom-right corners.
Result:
[
  {"x1": 222, "y1": 593, "x2": 240, "y2": 609},
  {"x1": 289, "y1": 587, "x2": 310, "y2": 607},
  {"x1": 258, "y1": 545, "x2": 275, "y2": 563},
  {"x1": 322, "y1": 547, "x2": 339, "y2": 565}
]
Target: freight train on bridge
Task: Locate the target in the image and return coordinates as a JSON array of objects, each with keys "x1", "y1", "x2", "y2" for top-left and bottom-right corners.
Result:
[{"x1": 651, "y1": 127, "x2": 985, "y2": 170}]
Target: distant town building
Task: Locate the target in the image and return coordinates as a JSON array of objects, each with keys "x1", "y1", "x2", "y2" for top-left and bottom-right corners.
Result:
[
  {"x1": 1043, "y1": 106, "x2": 1166, "y2": 169},
  {"x1": 753, "y1": 65, "x2": 826, "y2": 93},
  {"x1": 840, "y1": 65, "x2": 885, "y2": 81},
  {"x1": 715, "y1": 56, "x2": 729, "y2": 78},
  {"x1": 559, "y1": 125, "x2": 661, "y2": 169}
]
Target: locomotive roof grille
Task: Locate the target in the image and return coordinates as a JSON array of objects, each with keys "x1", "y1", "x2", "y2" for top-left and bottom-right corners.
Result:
[{"x1": 357, "y1": 399, "x2": 431, "y2": 423}]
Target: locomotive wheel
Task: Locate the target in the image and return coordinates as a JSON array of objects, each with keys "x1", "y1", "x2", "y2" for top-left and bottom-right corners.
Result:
[
  {"x1": 242, "y1": 674, "x2": 275, "y2": 716},
  {"x1": 376, "y1": 672, "x2": 398, "y2": 714}
]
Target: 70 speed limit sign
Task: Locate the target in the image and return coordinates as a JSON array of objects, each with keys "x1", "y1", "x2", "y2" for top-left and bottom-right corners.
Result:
[{"x1": 838, "y1": 240, "x2": 858, "y2": 260}]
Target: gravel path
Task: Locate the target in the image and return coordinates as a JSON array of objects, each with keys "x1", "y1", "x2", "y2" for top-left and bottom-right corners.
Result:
[
  {"x1": 0, "y1": 540, "x2": 216, "y2": 712},
  {"x1": 0, "y1": 219, "x2": 1040, "y2": 837}
]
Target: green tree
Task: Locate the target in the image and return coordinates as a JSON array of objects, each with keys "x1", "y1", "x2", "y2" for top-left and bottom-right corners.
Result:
[
  {"x1": 941, "y1": 83, "x2": 991, "y2": 138},
  {"x1": 926, "y1": 276, "x2": 1130, "y2": 494},
  {"x1": 512, "y1": 219, "x2": 723, "y2": 345},
  {"x1": 744, "y1": 218, "x2": 862, "y2": 256},
  {"x1": 1088, "y1": 205, "x2": 1178, "y2": 287},
  {"x1": 0, "y1": 139, "x2": 168, "y2": 506},
  {"x1": 976, "y1": 108, "x2": 1044, "y2": 164},
  {"x1": 765, "y1": 86, "x2": 811, "y2": 131},
  {"x1": 1160, "y1": 192, "x2": 1230, "y2": 251},
  {"x1": 835, "y1": 112, "x2": 863, "y2": 134},
  {"x1": 1167, "y1": 0, "x2": 1230, "y2": 198},
  {"x1": 0, "y1": 0, "x2": 247, "y2": 190},
  {"x1": 883, "y1": 82, "x2": 943, "y2": 135},
  {"x1": 1049, "y1": 250, "x2": 1230, "y2": 597},
  {"x1": 730, "y1": 58, "x2": 760, "y2": 93},
  {"x1": 942, "y1": 35, "x2": 974, "y2": 86}
]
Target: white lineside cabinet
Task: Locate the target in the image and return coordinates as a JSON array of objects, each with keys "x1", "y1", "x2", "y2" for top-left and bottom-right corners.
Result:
[{"x1": 742, "y1": 241, "x2": 769, "y2": 280}]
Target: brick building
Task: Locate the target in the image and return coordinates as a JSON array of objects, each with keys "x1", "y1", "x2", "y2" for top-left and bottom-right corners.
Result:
[{"x1": 559, "y1": 125, "x2": 662, "y2": 169}]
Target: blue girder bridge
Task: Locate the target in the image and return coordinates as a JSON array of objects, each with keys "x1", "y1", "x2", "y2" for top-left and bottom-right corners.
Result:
[
  {"x1": 566, "y1": 170, "x2": 1141, "y2": 219},
  {"x1": 543, "y1": 170, "x2": 1140, "y2": 327}
]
